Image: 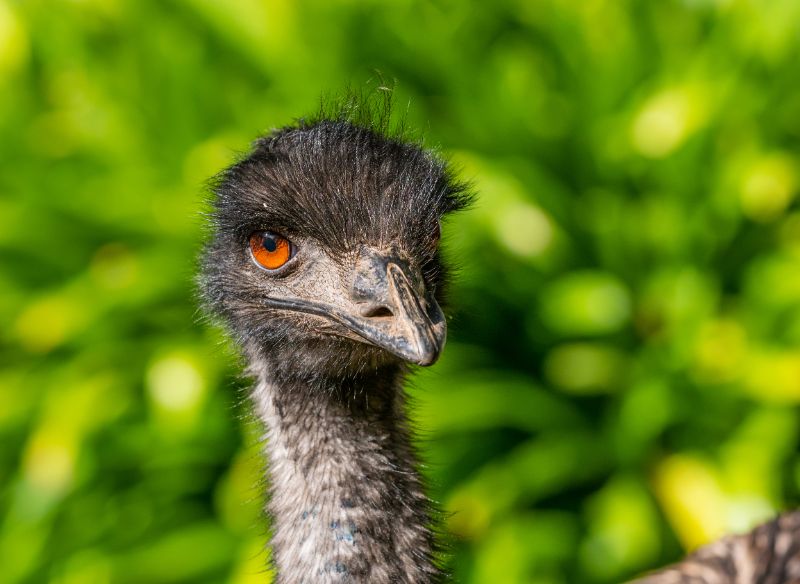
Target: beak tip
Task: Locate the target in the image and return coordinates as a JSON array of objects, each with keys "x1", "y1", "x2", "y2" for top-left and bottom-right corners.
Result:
[
  {"x1": 414, "y1": 353, "x2": 440, "y2": 367},
  {"x1": 405, "y1": 330, "x2": 446, "y2": 367}
]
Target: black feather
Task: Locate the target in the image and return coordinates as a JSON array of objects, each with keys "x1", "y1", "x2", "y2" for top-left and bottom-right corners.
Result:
[{"x1": 200, "y1": 92, "x2": 472, "y2": 374}]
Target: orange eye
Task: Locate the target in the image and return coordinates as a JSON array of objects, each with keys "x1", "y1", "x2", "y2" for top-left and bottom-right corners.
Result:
[{"x1": 249, "y1": 231, "x2": 293, "y2": 270}]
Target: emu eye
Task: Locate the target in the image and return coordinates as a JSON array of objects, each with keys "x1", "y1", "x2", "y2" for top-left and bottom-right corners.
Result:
[{"x1": 249, "y1": 231, "x2": 294, "y2": 270}]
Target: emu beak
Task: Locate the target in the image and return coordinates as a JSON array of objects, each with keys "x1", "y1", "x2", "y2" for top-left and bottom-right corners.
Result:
[
  {"x1": 345, "y1": 262, "x2": 446, "y2": 366},
  {"x1": 262, "y1": 252, "x2": 446, "y2": 365}
]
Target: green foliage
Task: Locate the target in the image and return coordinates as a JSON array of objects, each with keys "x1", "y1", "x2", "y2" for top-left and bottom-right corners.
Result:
[{"x1": 1, "y1": 0, "x2": 800, "y2": 582}]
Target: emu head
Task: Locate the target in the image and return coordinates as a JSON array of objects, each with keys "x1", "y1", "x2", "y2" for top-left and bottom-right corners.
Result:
[{"x1": 200, "y1": 116, "x2": 470, "y2": 377}]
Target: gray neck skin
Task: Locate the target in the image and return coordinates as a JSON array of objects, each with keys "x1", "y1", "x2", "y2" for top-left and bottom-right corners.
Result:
[{"x1": 250, "y1": 362, "x2": 440, "y2": 584}]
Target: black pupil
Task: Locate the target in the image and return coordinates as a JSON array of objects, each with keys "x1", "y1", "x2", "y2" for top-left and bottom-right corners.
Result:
[{"x1": 262, "y1": 234, "x2": 278, "y2": 252}]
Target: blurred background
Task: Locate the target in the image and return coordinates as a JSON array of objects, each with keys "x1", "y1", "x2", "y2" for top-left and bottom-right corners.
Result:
[{"x1": 2, "y1": 0, "x2": 800, "y2": 582}]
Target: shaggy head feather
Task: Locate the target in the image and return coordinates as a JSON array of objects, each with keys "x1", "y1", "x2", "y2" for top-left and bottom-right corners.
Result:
[{"x1": 200, "y1": 99, "x2": 471, "y2": 378}]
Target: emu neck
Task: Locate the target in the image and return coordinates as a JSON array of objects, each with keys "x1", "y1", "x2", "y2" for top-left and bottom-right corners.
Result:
[{"x1": 251, "y1": 364, "x2": 439, "y2": 583}]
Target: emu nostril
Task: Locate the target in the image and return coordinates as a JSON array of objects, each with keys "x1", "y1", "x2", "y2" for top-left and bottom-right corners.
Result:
[{"x1": 360, "y1": 304, "x2": 394, "y2": 318}]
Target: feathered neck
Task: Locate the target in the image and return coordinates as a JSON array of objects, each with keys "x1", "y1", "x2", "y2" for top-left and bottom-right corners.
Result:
[{"x1": 249, "y1": 361, "x2": 441, "y2": 583}]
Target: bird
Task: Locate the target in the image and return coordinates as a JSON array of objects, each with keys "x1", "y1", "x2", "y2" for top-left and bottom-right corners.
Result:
[
  {"x1": 199, "y1": 94, "x2": 800, "y2": 583},
  {"x1": 200, "y1": 94, "x2": 469, "y2": 583},
  {"x1": 632, "y1": 512, "x2": 800, "y2": 583}
]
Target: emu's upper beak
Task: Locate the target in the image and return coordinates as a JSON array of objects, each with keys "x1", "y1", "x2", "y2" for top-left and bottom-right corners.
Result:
[{"x1": 344, "y1": 260, "x2": 446, "y2": 366}]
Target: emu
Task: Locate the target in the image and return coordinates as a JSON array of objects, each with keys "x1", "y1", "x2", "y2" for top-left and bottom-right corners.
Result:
[{"x1": 199, "y1": 99, "x2": 800, "y2": 583}]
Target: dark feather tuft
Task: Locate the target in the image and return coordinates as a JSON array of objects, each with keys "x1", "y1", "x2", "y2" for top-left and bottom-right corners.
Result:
[{"x1": 200, "y1": 91, "x2": 473, "y2": 373}]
